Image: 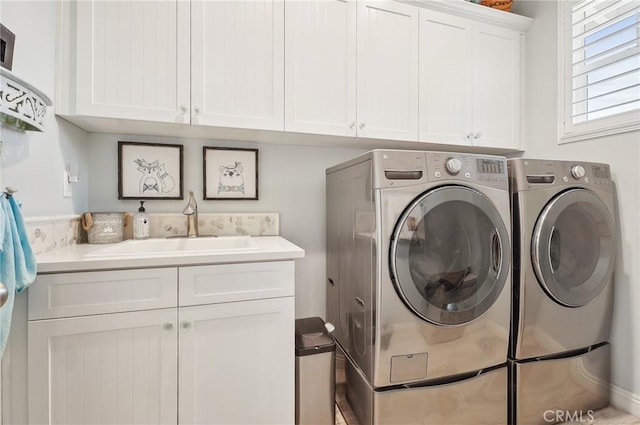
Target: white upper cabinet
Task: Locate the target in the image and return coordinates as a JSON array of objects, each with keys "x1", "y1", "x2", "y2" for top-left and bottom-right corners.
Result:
[
  {"x1": 471, "y1": 22, "x2": 523, "y2": 150},
  {"x1": 419, "y1": 11, "x2": 472, "y2": 146},
  {"x1": 57, "y1": 0, "x2": 531, "y2": 151},
  {"x1": 192, "y1": 0, "x2": 284, "y2": 131},
  {"x1": 284, "y1": 0, "x2": 357, "y2": 137},
  {"x1": 356, "y1": 1, "x2": 419, "y2": 141},
  {"x1": 60, "y1": 0, "x2": 283, "y2": 131},
  {"x1": 419, "y1": 8, "x2": 524, "y2": 150},
  {"x1": 69, "y1": 0, "x2": 190, "y2": 123}
]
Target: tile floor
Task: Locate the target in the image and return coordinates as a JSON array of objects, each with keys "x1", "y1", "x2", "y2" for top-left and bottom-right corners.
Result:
[{"x1": 335, "y1": 404, "x2": 640, "y2": 424}]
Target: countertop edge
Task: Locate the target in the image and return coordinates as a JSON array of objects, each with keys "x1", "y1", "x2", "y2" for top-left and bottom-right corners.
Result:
[{"x1": 35, "y1": 236, "x2": 305, "y2": 274}]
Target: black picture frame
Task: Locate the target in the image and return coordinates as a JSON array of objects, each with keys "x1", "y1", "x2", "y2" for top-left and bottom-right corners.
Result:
[
  {"x1": 1, "y1": 24, "x2": 16, "y2": 71},
  {"x1": 203, "y1": 147, "x2": 259, "y2": 200},
  {"x1": 118, "y1": 141, "x2": 184, "y2": 200}
]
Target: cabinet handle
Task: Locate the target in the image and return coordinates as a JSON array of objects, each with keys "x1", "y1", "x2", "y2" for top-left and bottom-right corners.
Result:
[
  {"x1": 163, "y1": 323, "x2": 174, "y2": 331},
  {"x1": 0, "y1": 281, "x2": 8, "y2": 308},
  {"x1": 180, "y1": 321, "x2": 192, "y2": 330}
]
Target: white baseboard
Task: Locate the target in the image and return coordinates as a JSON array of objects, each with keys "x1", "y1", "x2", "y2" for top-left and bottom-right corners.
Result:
[{"x1": 611, "y1": 383, "x2": 640, "y2": 418}]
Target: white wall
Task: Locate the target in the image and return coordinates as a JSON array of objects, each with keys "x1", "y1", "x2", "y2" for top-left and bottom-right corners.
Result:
[
  {"x1": 1, "y1": 2, "x2": 89, "y2": 423},
  {"x1": 514, "y1": 0, "x2": 640, "y2": 403},
  {"x1": 86, "y1": 133, "x2": 365, "y2": 318},
  {"x1": 1, "y1": 1, "x2": 90, "y2": 216}
]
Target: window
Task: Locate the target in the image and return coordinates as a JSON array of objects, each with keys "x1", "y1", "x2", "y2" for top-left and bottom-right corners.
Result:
[{"x1": 559, "y1": 0, "x2": 640, "y2": 142}]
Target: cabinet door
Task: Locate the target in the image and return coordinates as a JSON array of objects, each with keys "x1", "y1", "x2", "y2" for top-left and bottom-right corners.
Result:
[
  {"x1": 28, "y1": 309, "x2": 178, "y2": 425},
  {"x1": 191, "y1": 0, "x2": 285, "y2": 130},
  {"x1": 284, "y1": 0, "x2": 357, "y2": 136},
  {"x1": 419, "y1": 9, "x2": 473, "y2": 146},
  {"x1": 75, "y1": 0, "x2": 190, "y2": 123},
  {"x1": 356, "y1": 0, "x2": 419, "y2": 141},
  {"x1": 471, "y1": 23, "x2": 523, "y2": 150},
  {"x1": 178, "y1": 297, "x2": 294, "y2": 425}
]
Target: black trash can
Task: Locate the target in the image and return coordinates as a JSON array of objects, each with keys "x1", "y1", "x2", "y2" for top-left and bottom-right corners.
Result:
[{"x1": 295, "y1": 317, "x2": 336, "y2": 425}]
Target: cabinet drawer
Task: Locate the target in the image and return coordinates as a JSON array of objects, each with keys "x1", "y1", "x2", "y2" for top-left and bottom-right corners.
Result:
[
  {"x1": 179, "y1": 261, "x2": 294, "y2": 306},
  {"x1": 29, "y1": 268, "x2": 178, "y2": 320}
]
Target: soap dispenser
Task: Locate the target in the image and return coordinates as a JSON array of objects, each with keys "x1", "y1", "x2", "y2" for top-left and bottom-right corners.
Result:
[{"x1": 133, "y1": 201, "x2": 150, "y2": 240}]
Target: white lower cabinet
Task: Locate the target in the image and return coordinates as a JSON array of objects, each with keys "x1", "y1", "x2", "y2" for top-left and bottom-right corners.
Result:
[
  {"x1": 27, "y1": 262, "x2": 295, "y2": 425},
  {"x1": 178, "y1": 298, "x2": 294, "y2": 425},
  {"x1": 28, "y1": 309, "x2": 179, "y2": 425}
]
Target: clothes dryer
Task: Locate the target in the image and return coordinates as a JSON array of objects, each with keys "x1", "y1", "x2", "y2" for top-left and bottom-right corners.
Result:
[
  {"x1": 508, "y1": 158, "x2": 616, "y2": 425},
  {"x1": 327, "y1": 150, "x2": 512, "y2": 425}
]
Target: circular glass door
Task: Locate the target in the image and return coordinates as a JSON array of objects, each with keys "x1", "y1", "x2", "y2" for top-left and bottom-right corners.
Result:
[
  {"x1": 532, "y1": 188, "x2": 615, "y2": 307},
  {"x1": 390, "y1": 186, "x2": 510, "y2": 326}
]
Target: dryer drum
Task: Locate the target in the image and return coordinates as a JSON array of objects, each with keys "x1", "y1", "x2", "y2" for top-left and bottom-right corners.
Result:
[{"x1": 532, "y1": 188, "x2": 616, "y2": 308}]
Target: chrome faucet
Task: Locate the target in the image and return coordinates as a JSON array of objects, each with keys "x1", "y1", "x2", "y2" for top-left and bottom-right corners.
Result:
[{"x1": 183, "y1": 190, "x2": 199, "y2": 237}]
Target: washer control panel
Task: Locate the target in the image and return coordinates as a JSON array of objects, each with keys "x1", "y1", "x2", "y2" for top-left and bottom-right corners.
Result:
[{"x1": 426, "y1": 152, "x2": 507, "y2": 188}]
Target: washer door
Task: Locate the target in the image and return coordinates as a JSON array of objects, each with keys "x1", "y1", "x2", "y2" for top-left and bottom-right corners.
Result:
[
  {"x1": 532, "y1": 188, "x2": 615, "y2": 307},
  {"x1": 390, "y1": 186, "x2": 510, "y2": 326}
]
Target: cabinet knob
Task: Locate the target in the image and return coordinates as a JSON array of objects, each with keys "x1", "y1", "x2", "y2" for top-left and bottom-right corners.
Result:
[
  {"x1": 180, "y1": 321, "x2": 192, "y2": 330},
  {"x1": 474, "y1": 132, "x2": 482, "y2": 139},
  {"x1": 163, "y1": 323, "x2": 174, "y2": 331},
  {"x1": 193, "y1": 107, "x2": 200, "y2": 117},
  {"x1": 359, "y1": 123, "x2": 365, "y2": 130},
  {"x1": 349, "y1": 122, "x2": 356, "y2": 130},
  {"x1": 179, "y1": 105, "x2": 187, "y2": 114}
]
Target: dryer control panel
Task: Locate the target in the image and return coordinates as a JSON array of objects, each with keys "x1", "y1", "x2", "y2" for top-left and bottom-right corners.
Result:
[{"x1": 508, "y1": 158, "x2": 613, "y2": 193}]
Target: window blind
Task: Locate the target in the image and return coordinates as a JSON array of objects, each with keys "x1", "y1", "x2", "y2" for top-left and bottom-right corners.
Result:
[{"x1": 570, "y1": 0, "x2": 640, "y2": 124}]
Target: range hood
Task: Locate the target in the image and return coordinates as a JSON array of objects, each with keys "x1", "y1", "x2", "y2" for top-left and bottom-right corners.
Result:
[{"x1": 0, "y1": 67, "x2": 52, "y2": 132}]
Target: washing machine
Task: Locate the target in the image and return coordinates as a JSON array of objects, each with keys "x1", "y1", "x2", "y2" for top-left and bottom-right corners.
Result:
[
  {"x1": 508, "y1": 158, "x2": 616, "y2": 425},
  {"x1": 326, "y1": 150, "x2": 512, "y2": 425}
]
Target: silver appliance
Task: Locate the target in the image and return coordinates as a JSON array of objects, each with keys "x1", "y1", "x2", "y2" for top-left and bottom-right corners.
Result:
[
  {"x1": 326, "y1": 150, "x2": 512, "y2": 425},
  {"x1": 508, "y1": 158, "x2": 616, "y2": 424}
]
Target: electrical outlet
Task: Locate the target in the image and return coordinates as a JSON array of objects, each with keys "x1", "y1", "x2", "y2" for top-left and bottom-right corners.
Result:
[{"x1": 63, "y1": 171, "x2": 72, "y2": 198}]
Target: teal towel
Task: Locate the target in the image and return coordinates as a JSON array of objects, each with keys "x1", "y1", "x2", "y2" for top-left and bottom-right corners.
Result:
[{"x1": 0, "y1": 196, "x2": 37, "y2": 358}]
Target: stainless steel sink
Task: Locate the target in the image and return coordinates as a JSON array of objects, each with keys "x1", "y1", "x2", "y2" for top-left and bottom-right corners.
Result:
[{"x1": 84, "y1": 235, "x2": 258, "y2": 258}]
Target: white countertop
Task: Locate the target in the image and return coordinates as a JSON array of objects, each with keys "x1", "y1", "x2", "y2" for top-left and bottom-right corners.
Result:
[{"x1": 36, "y1": 236, "x2": 305, "y2": 273}]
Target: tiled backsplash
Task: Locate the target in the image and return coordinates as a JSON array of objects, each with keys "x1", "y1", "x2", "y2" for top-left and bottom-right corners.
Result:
[
  {"x1": 24, "y1": 215, "x2": 81, "y2": 254},
  {"x1": 25, "y1": 213, "x2": 280, "y2": 255},
  {"x1": 147, "y1": 213, "x2": 279, "y2": 238}
]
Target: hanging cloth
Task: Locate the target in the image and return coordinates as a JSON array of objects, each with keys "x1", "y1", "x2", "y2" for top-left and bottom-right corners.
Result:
[{"x1": 0, "y1": 195, "x2": 37, "y2": 358}]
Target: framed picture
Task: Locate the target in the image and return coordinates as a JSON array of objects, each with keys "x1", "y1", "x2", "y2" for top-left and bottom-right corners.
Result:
[
  {"x1": 203, "y1": 147, "x2": 258, "y2": 200},
  {"x1": 118, "y1": 141, "x2": 184, "y2": 200},
  {"x1": 1, "y1": 24, "x2": 16, "y2": 71}
]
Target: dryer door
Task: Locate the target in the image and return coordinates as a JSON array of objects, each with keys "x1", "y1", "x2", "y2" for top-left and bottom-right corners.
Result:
[
  {"x1": 390, "y1": 186, "x2": 511, "y2": 326},
  {"x1": 532, "y1": 188, "x2": 615, "y2": 307}
]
